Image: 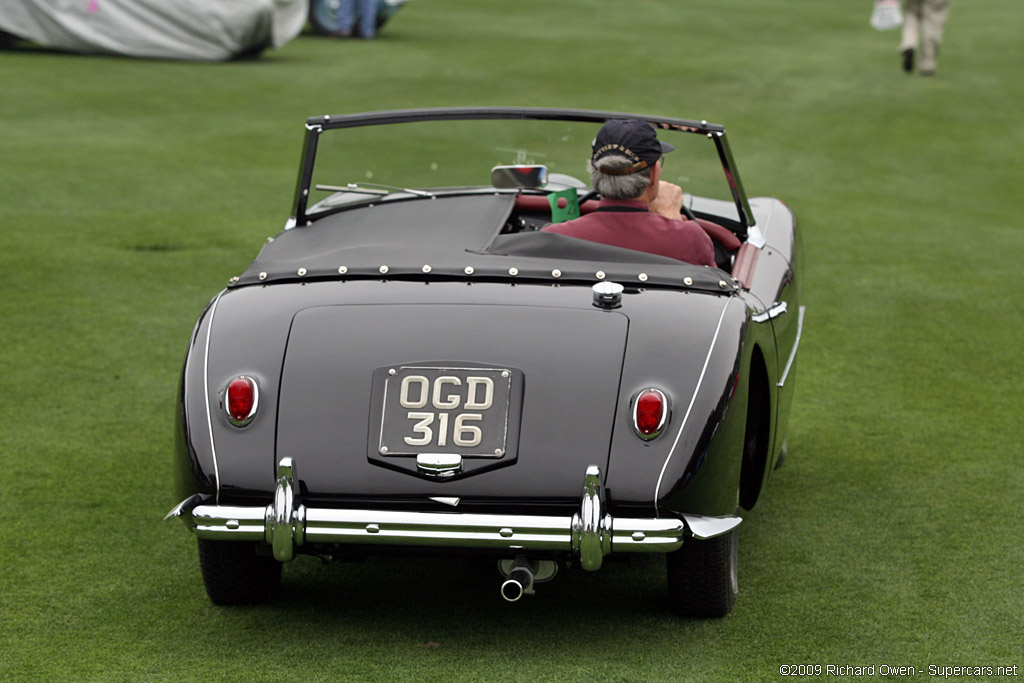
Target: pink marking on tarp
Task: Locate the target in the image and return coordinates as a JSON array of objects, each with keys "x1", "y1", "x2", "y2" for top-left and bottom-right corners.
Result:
[{"x1": 88, "y1": 0, "x2": 99, "y2": 13}]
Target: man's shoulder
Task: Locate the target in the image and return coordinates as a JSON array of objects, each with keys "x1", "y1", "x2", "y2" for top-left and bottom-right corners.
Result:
[{"x1": 541, "y1": 214, "x2": 599, "y2": 235}]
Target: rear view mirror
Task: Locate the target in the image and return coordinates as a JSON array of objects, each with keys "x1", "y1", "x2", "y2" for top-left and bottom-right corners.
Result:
[{"x1": 491, "y1": 165, "x2": 548, "y2": 189}]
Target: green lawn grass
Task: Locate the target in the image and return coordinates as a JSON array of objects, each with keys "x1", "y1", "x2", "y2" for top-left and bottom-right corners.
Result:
[{"x1": 1, "y1": 1, "x2": 1021, "y2": 680}]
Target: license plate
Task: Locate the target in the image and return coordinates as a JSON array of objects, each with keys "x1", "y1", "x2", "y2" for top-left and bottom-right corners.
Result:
[{"x1": 377, "y1": 366, "x2": 513, "y2": 458}]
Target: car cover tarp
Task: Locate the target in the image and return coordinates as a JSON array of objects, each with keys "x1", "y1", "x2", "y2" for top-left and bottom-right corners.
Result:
[{"x1": 0, "y1": 0, "x2": 307, "y2": 60}]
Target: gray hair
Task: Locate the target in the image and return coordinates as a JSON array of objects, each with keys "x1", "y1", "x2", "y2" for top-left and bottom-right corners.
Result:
[{"x1": 587, "y1": 155, "x2": 653, "y2": 199}]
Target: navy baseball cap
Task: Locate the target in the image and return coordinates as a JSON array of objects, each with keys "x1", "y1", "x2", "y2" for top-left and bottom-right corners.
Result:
[{"x1": 591, "y1": 119, "x2": 674, "y2": 175}]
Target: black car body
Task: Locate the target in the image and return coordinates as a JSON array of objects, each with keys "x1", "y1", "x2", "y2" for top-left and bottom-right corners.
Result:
[{"x1": 167, "y1": 108, "x2": 804, "y2": 616}]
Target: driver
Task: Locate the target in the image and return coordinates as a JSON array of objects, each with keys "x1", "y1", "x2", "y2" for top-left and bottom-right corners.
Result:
[{"x1": 542, "y1": 119, "x2": 715, "y2": 267}]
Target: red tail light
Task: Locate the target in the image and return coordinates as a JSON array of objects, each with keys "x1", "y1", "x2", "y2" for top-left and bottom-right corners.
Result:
[
  {"x1": 226, "y1": 376, "x2": 259, "y2": 427},
  {"x1": 633, "y1": 388, "x2": 669, "y2": 440}
]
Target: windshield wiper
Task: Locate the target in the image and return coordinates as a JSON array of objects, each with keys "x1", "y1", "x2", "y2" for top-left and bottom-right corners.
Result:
[{"x1": 315, "y1": 182, "x2": 435, "y2": 197}]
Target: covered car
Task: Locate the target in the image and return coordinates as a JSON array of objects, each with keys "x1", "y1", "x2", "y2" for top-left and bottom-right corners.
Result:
[
  {"x1": 0, "y1": 0, "x2": 306, "y2": 60},
  {"x1": 167, "y1": 108, "x2": 804, "y2": 617}
]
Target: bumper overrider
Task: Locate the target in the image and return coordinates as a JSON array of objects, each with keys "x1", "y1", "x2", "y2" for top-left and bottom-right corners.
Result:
[{"x1": 167, "y1": 458, "x2": 740, "y2": 571}]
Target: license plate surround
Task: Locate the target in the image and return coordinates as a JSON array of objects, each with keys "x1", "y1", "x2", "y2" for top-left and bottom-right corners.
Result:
[{"x1": 376, "y1": 365, "x2": 515, "y2": 459}]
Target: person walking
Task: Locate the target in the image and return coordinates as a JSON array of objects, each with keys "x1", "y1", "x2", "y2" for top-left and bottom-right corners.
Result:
[{"x1": 900, "y1": 0, "x2": 950, "y2": 75}]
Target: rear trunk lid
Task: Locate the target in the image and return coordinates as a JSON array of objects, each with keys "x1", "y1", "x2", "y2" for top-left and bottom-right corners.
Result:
[{"x1": 276, "y1": 302, "x2": 628, "y2": 504}]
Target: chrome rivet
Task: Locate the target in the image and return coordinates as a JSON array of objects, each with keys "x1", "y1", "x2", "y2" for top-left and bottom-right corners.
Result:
[
  {"x1": 302, "y1": 189, "x2": 308, "y2": 197},
  {"x1": 552, "y1": 269, "x2": 562, "y2": 278},
  {"x1": 338, "y1": 266, "x2": 348, "y2": 274},
  {"x1": 684, "y1": 277, "x2": 693, "y2": 286},
  {"x1": 719, "y1": 280, "x2": 728, "y2": 288},
  {"x1": 422, "y1": 265, "x2": 432, "y2": 273},
  {"x1": 502, "y1": 371, "x2": 510, "y2": 378},
  {"x1": 632, "y1": 531, "x2": 646, "y2": 542},
  {"x1": 259, "y1": 272, "x2": 268, "y2": 281},
  {"x1": 495, "y1": 448, "x2": 504, "y2": 456},
  {"x1": 229, "y1": 276, "x2": 239, "y2": 284},
  {"x1": 638, "y1": 273, "x2": 649, "y2": 282},
  {"x1": 500, "y1": 528, "x2": 514, "y2": 538},
  {"x1": 297, "y1": 267, "x2": 307, "y2": 277},
  {"x1": 379, "y1": 446, "x2": 389, "y2": 454},
  {"x1": 379, "y1": 265, "x2": 389, "y2": 274},
  {"x1": 388, "y1": 368, "x2": 397, "y2": 376},
  {"x1": 464, "y1": 266, "x2": 475, "y2": 275},
  {"x1": 508, "y1": 267, "x2": 519, "y2": 276},
  {"x1": 596, "y1": 271, "x2": 606, "y2": 279},
  {"x1": 366, "y1": 524, "x2": 380, "y2": 534}
]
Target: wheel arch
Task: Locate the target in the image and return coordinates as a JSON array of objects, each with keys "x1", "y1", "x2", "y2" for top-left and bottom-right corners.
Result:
[{"x1": 739, "y1": 343, "x2": 771, "y2": 511}]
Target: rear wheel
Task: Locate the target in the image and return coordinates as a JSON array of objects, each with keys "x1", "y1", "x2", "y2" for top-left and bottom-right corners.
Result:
[
  {"x1": 666, "y1": 528, "x2": 738, "y2": 617},
  {"x1": 197, "y1": 538, "x2": 282, "y2": 605}
]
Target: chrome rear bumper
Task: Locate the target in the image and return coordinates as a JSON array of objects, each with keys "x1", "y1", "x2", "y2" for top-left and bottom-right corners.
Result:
[{"x1": 167, "y1": 459, "x2": 735, "y2": 571}]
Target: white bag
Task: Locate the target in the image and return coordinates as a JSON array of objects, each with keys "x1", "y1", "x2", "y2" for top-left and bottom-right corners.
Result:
[{"x1": 870, "y1": 0, "x2": 904, "y2": 30}]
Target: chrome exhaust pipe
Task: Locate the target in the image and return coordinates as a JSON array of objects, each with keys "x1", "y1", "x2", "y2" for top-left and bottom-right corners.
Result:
[{"x1": 500, "y1": 565, "x2": 535, "y2": 602}]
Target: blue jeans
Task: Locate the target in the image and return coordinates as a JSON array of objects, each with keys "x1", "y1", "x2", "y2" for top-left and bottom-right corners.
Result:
[{"x1": 336, "y1": 0, "x2": 378, "y2": 37}]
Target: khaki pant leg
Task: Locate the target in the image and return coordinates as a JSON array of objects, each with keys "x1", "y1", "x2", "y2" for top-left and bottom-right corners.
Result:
[
  {"x1": 900, "y1": 0, "x2": 923, "y2": 52},
  {"x1": 919, "y1": 0, "x2": 950, "y2": 72}
]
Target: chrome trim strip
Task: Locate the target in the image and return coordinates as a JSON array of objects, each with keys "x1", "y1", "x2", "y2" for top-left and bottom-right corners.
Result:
[
  {"x1": 202, "y1": 291, "x2": 225, "y2": 503},
  {"x1": 760, "y1": 199, "x2": 775, "y2": 243},
  {"x1": 752, "y1": 300, "x2": 787, "y2": 323},
  {"x1": 745, "y1": 225, "x2": 767, "y2": 249},
  {"x1": 163, "y1": 493, "x2": 204, "y2": 522},
  {"x1": 174, "y1": 462, "x2": 685, "y2": 565},
  {"x1": 682, "y1": 514, "x2": 742, "y2": 540},
  {"x1": 653, "y1": 297, "x2": 733, "y2": 510},
  {"x1": 777, "y1": 305, "x2": 806, "y2": 388}
]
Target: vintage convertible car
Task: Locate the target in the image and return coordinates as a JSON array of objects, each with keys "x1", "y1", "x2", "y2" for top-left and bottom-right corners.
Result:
[{"x1": 167, "y1": 108, "x2": 804, "y2": 617}]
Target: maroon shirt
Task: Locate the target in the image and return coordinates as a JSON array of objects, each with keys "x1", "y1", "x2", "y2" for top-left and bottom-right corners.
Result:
[{"x1": 541, "y1": 198, "x2": 715, "y2": 266}]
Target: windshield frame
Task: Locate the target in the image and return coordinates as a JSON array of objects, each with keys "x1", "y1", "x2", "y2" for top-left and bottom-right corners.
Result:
[{"x1": 288, "y1": 107, "x2": 754, "y2": 237}]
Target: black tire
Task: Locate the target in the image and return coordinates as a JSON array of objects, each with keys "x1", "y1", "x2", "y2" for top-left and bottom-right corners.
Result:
[
  {"x1": 666, "y1": 528, "x2": 738, "y2": 618},
  {"x1": 197, "y1": 538, "x2": 282, "y2": 605}
]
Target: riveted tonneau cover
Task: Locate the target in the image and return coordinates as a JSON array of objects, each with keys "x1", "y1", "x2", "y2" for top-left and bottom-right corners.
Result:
[{"x1": 232, "y1": 194, "x2": 740, "y2": 294}]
